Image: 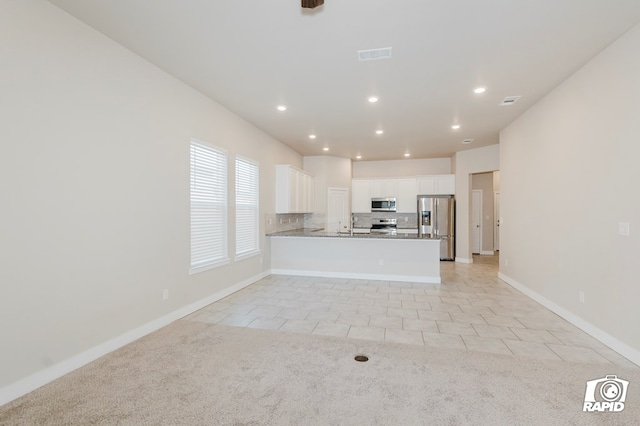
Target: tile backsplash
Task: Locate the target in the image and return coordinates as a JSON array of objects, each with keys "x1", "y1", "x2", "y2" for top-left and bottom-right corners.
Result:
[
  {"x1": 265, "y1": 213, "x2": 308, "y2": 234},
  {"x1": 353, "y1": 212, "x2": 417, "y2": 229},
  {"x1": 265, "y1": 212, "x2": 417, "y2": 234}
]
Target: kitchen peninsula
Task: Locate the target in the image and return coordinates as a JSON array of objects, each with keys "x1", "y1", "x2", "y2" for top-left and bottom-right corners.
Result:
[{"x1": 268, "y1": 230, "x2": 441, "y2": 283}]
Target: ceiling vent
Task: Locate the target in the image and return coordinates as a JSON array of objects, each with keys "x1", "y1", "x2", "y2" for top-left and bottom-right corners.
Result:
[
  {"x1": 358, "y1": 47, "x2": 392, "y2": 62},
  {"x1": 499, "y1": 96, "x2": 521, "y2": 106},
  {"x1": 463, "y1": 139, "x2": 474, "y2": 144}
]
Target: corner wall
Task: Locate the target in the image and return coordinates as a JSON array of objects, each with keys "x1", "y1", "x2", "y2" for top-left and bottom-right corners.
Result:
[
  {"x1": 0, "y1": 0, "x2": 301, "y2": 398},
  {"x1": 500, "y1": 24, "x2": 640, "y2": 362}
]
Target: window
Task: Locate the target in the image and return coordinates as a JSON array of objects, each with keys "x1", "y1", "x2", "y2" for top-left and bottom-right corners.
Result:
[
  {"x1": 190, "y1": 140, "x2": 228, "y2": 273},
  {"x1": 235, "y1": 156, "x2": 259, "y2": 258}
]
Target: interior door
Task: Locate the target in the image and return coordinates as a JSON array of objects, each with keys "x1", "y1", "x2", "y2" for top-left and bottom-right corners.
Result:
[
  {"x1": 471, "y1": 190, "x2": 482, "y2": 254},
  {"x1": 327, "y1": 187, "x2": 349, "y2": 233}
]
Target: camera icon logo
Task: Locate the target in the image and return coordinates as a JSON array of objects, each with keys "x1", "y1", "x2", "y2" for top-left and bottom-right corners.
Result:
[{"x1": 583, "y1": 375, "x2": 629, "y2": 412}]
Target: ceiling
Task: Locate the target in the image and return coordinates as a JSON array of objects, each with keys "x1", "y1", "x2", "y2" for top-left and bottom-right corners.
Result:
[{"x1": 48, "y1": 0, "x2": 640, "y2": 161}]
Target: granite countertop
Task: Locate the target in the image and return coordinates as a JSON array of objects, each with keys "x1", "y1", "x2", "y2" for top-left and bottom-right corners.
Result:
[{"x1": 267, "y1": 228, "x2": 438, "y2": 240}]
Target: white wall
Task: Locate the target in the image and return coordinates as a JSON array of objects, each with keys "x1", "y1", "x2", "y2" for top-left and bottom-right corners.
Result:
[
  {"x1": 500, "y1": 24, "x2": 640, "y2": 362},
  {"x1": 352, "y1": 158, "x2": 451, "y2": 178},
  {"x1": 452, "y1": 145, "x2": 500, "y2": 262},
  {"x1": 0, "y1": 0, "x2": 301, "y2": 395}
]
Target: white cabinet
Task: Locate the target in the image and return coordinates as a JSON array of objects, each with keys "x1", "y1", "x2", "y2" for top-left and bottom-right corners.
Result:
[
  {"x1": 275, "y1": 165, "x2": 314, "y2": 213},
  {"x1": 396, "y1": 178, "x2": 418, "y2": 213},
  {"x1": 370, "y1": 179, "x2": 398, "y2": 198},
  {"x1": 352, "y1": 174, "x2": 453, "y2": 213},
  {"x1": 351, "y1": 179, "x2": 371, "y2": 213},
  {"x1": 417, "y1": 174, "x2": 455, "y2": 195}
]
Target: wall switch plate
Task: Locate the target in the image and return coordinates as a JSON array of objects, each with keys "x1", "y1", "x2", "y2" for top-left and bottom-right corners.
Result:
[
  {"x1": 619, "y1": 222, "x2": 630, "y2": 236},
  {"x1": 579, "y1": 291, "x2": 585, "y2": 303},
  {"x1": 163, "y1": 289, "x2": 169, "y2": 301}
]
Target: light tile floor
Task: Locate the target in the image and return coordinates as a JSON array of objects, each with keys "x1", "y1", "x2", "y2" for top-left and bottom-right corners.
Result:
[{"x1": 184, "y1": 254, "x2": 638, "y2": 369}]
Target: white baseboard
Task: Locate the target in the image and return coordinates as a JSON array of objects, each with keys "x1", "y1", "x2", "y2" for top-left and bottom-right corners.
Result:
[
  {"x1": 480, "y1": 250, "x2": 495, "y2": 256},
  {"x1": 270, "y1": 269, "x2": 441, "y2": 284},
  {"x1": 498, "y1": 272, "x2": 640, "y2": 367},
  {"x1": 0, "y1": 270, "x2": 269, "y2": 407},
  {"x1": 455, "y1": 257, "x2": 473, "y2": 264}
]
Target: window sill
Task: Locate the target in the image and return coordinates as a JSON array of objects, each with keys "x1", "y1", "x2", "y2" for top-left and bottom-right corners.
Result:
[
  {"x1": 189, "y1": 258, "x2": 231, "y2": 275},
  {"x1": 234, "y1": 250, "x2": 261, "y2": 262}
]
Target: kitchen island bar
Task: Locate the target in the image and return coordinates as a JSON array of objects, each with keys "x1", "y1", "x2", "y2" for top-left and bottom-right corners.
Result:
[{"x1": 269, "y1": 230, "x2": 441, "y2": 283}]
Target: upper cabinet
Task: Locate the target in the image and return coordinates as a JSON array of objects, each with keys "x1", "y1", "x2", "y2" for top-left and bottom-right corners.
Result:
[
  {"x1": 417, "y1": 174, "x2": 455, "y2": 195},
  {"x1": 275, "y1": 165, "x2": 314, "y2": 213},
  {"x1": 396, "y1": 178, "x2": 418, "y2": 213},
  {"x1": 370, "y1": 179, "x2": 398, "y2": 198},
  {"x1": 351, "y1": 179, "x2": 371, "y2": 213},
  {"x1": 352, "y1": 174, "x2": 454, "y2": 214}
]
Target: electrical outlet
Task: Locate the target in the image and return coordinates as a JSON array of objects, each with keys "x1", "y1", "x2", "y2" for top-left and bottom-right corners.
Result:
[
  {"x1": 505, "y1": 258, "x2": 509, "y2": 266},
  {"x1": 163, "y1": 289, "x2": 169, "y2": 301},
  {"x1": 279, "y1": 218, "x2": 284, "y2": 225},
  {"x1": 259, "y1": 256, "x2": 263, "y2": 265},
  {"x1": 379, "y1": 258, "x2": 384, "y2": 265},
  {"x1": 579, "y1": 291, "x2": 585, "y2": 303}
]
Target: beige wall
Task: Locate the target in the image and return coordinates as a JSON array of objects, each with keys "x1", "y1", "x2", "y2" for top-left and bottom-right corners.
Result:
[
  {"x1": 352, "y1": 158, "x2": 451, "y2": 178},
  {"x1": 452, "y1": 145, "x2": 500, "y2": 262},
  {"x1": 0, "y1": 0, "x2": 301, "y2": 392},
  {"x1": 304, "y1": 156, "x2": 352, "y2": 215},
  {"x1": 471, "y1": 172, "x2": 495, "y2": 253},
  {"x1": 500, "y1": 24, "x2": 640, "y2": 362}
]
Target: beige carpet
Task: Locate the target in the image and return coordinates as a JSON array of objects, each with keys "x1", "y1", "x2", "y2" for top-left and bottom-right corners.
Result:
[{"x1": 1, "y1": 320, "x2": 638, "y2": 425}]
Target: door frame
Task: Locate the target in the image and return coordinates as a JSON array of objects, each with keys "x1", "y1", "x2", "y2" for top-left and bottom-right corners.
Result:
[{"x1": 494, "y1": 191, "x2": 500, "y2": 251}]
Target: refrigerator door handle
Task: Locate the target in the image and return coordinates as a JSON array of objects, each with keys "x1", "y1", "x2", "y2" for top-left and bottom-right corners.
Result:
[{"x1": 432, "y1": 202, "x2": 438, "y2": 237}]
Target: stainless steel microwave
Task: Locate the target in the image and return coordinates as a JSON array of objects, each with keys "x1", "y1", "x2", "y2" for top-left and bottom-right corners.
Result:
[{"x1": 371, "y1": 198, "x2": 396, "y2": 212}]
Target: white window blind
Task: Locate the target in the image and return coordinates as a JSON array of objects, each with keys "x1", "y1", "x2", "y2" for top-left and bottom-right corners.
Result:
[
  {"x1": 190, "y1": 140, "x2": 228, "y2": 273},
  {"x1": 235, "y1": 156, "x2": 259, "y2": 257}
]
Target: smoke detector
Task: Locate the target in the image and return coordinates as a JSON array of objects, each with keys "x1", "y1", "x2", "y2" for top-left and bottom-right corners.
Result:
[
  {"x1": 358, "y1": 47, "x2": 392, "y2": 62},
  {"x1": 499, "y1": 96, "x2": 521, "y2": 106}
]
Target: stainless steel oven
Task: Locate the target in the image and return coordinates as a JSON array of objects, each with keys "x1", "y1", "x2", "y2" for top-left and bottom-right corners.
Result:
[
  {"x1": 370, "y1": 218, "x2": 398, "y2": 234},
  {"x1": 371, "y1": 198, "x2": 396, "y2": 212}
]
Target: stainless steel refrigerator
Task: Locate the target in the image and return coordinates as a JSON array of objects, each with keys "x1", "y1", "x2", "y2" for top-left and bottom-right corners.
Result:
[{"x1": 417, "y1": 195, "x2": 455, "y2": 260}]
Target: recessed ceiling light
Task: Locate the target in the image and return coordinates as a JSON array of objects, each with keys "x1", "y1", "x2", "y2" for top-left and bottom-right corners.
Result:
[
  {"x1": 309, "y1": 134, "x2": 316, "y2": 139},
  {"x1": 276, "y1": 105, "x2": 287, "y2": 111},
  {"x1": 451, "y1": 124, "x2": 461, "y2": 130},
  {"x1": 404, "y1": 153, "x2": 411, "y2": 157},
  {"x1": 473, "y1": 87, "x2": 486, "y2": 94},
  {"x1": 375, "y1": 130, "x2": 384, "y2": 135},
  {"x1": 323, "y1": 147, "x2": 329, "y2": 151},
  {"x1": 368, "y1": 96, "x2": 379, "y2": 103},
  {"x1": 356, "y1": 155, "x2": 362, "y2": 159}
]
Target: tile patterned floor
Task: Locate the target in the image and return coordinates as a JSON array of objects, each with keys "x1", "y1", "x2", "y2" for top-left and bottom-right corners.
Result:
[{"x1": 184, "y1": 255, "x2": 638, "y2": 369}]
